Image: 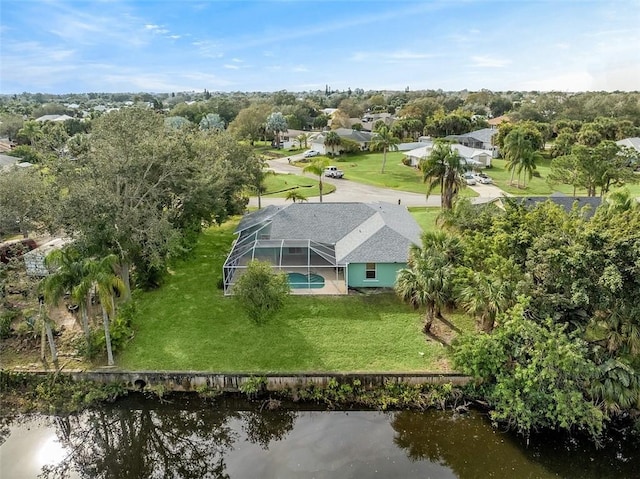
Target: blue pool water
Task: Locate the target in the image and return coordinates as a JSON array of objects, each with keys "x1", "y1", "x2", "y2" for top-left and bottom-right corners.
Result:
[{"x1": 287, "y1": 272, "x2": 325, "y2": 289}]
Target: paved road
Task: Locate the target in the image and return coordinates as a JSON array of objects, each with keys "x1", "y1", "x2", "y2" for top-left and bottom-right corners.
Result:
[{"x1": 249, "y1": 154, "x2": 509, "y2": 208}]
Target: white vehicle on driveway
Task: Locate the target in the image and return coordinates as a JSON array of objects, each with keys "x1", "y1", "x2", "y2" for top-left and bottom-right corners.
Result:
[
  {"x1": 474, "y1": 172, "x2": 493, "y2": 184},
  {"x1": 463, "y1": 172, "x2": 476, "y2": 185},
  {"x1": 303, "y1": 150, "x2": 320, "y2": 158},
  {"x1": 324, "y1": 166, "x2": 344, "y2": 178}
]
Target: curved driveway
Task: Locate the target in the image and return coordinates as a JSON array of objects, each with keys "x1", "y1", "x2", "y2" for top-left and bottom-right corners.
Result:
[{"x1": 248, "y1": 154, "x2": 508, "y2": 208}]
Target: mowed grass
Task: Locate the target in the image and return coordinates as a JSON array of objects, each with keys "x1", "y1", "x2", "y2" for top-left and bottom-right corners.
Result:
[
  {"x1": 296, "y1": 151, "x2": 477, "y2": 198},
  {"x1": 490, "y1": 158, "x2": 640, "y2": 197},
  {"x1": 117, "y1": 219, "x2": 465, "y2": 372},
  {"x1": 408, "y1": 207, "x2": 442, "y2": 232},
  {"x1": 262, "y1": 173, "x2": 336, "y2": 198}
]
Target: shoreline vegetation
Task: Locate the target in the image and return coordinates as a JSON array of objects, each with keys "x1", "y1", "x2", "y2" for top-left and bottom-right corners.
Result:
[{"x1": 0, "y1": 370, "x2": 466, "y2": 416}]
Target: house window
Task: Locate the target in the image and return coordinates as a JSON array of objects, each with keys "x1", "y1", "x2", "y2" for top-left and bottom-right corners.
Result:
[
  {"x1": 365, "y1": 263, "x2": 376, "y2": 279},
  {"x1": 288, "y1": 247, "x2": 303, "y2": 254}
]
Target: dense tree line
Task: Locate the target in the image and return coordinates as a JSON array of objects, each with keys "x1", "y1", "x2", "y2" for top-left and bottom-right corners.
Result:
[{"x1": 396, "y1": 196, "x2": 640, "y2": 441}]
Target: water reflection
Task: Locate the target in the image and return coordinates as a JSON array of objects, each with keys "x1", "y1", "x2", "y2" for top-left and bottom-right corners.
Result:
[{"x1": 1, "y1": 395, "x2": 639, "y2": 479}]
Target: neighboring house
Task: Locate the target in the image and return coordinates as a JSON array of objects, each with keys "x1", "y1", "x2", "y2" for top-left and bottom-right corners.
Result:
[
  {"x1": 494, "y1": 196, "x2": 602, "y2": 219},
  {"x1": 0, "y1": 153, "x2": 30, "y2": 173},
  {"x1": 35, "y1": 114, "x2": 74, "y2": 122},
  {"x1": 616, "y1": 137, "x2": 640, "y2": 153},
  {"x1": 23, "y1": 238, "x2": 72, "y2": 277},
  {"x1": 487, "y1": 115, "x2": 510, "y2": 127},
  {"x1": 223, "y1": 202, "x2": 422, "y2": 295},
  {"x1": 446, "y1": 128, "x2": 499, "y2": 157},
  {"x1": 308, "y1": 128, "x2": 373, "y2": 155},
  {"x1": 403, "y1": 142, "x2": 493, "y2": 168}
]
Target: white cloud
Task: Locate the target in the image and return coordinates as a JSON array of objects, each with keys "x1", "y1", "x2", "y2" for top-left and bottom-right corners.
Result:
[
  {"x1": 292, "y1": 65, "x2": 308, "y2": 73},
  {"x1": 224, "y1": 64, "x2": 240, "y2": 70}
]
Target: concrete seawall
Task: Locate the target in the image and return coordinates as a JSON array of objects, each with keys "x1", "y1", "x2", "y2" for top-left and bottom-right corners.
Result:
[{"x1": 21, "y1": 370, "x2": 471, "y2": 392}]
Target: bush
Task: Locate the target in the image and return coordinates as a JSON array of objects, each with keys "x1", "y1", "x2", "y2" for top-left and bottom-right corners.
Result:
[
  {"x1": 233, "y1": 260, "x2": 289, "y2": 324},
  {"x1": 0, "y1": 309, "x2": 19, "y2": 338},
  {"x1": 452, "y1": 300, "x2": 605, "y2": 440}
]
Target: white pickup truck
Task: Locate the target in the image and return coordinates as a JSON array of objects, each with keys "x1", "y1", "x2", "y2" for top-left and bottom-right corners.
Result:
[{"x1": 324, "y1": 166, "x2": 344, "y2": 178}]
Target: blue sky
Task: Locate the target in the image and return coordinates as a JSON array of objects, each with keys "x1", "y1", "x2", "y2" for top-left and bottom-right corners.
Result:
[{"x1": 1, "y1": 0, "x2": 639, "y2": 94}]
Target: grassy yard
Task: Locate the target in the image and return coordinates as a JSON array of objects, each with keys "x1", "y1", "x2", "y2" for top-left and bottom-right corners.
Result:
[
  {"x1": 408, "y1": 207, "x2": 442, "y2": 232},
  {"x1": 262, "y1": 173, "x2": 336, "y2": 199},
  {"x1": 489, "y1": 158, "x2": 640, "y2": 197},
  {"x1": 117, "y1": 220, "x2": 471, "y2": 372},
  {"x1": 295, "y1": 151, "x2": 477, "y2": 198}
]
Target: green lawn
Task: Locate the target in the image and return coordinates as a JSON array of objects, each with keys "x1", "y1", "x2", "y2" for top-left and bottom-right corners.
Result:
[
  {"x1": 408, "y1": 207, "x2": 442, "y2": 232},
  {"x1": 262, "y1": 173, "x2": 336, "y2": 198},
  {"x1": 489, "y1": 159, "x2": 640, "y2": 197},
  {"x1": 295, "y1": 152, "x2": 477, "y2": 197},
  {"x1": 117, "y1": 220, "x2": 470, "y2": 372}
]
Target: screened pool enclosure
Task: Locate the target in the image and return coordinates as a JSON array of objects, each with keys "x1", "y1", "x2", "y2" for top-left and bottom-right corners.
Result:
[{"x1": 223, "y1": 236, "x2": 347, "y2": 295}]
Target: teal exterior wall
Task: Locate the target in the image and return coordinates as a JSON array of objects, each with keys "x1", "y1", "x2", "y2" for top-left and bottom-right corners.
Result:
[{"x1": 347, "y1": 263, "x2": 406, "y2": 288}]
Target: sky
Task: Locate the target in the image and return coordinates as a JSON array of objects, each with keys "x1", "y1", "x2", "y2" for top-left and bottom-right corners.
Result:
[{"x1": 1, "y1": 0, "x2": 639, "y2": 94}]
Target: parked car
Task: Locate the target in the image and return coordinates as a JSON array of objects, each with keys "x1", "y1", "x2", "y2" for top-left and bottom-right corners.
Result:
[
  {"x1": 324, "y1": 166, "x2": 344, "y2": 178},
  {"x1": 303, "y1": 150, "x2": 320, "y2": 158},
  {"x1": 463, "y1": 172, "x2": 476, "y2": 185},
  {"x1": 474, "y1": 172, "x2": 493, "y2": 184}
]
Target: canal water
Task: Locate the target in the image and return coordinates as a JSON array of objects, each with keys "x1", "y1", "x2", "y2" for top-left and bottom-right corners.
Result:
[{"x1": 1, "y1": 394, "x2": 638, "y2": 478}]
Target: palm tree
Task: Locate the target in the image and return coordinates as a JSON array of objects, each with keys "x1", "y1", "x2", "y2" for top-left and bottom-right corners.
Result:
[
  {"x1": 285, "y1": 190, "x2": 308, "y2": 203},
  {"x1": 370, "y1": 125, "x2": 400, "y2": 173},
  {"x1": 457, "y1": 271, "x2": 516, "y2": 333},
  {"x1": 44, "y1": 247, "x2": 91, "y2": 340},
  {"x1": 88, "y1": 255, "x2": 125, "y2": 366},
  {"x1": 503, "y1": 129, "x2": 537, "y2": 188},
  {"x1": 323, "y1": 131, "x2": 341, "y2": 157},
  {"x1": 420, "y1": 142, "x2": 466, "y2": 209},
  {"x1": 36, "y1": 296, "x2": 58, "y2": 363},
  {"x1": 396, "y1": 231, "x2": 462, "y2": 335},
  {"x1": 303, "y1": 158, "x2": 329, "y2": 203},
  {"x1": 296, "y1": 133, "x2": 309, "y2": 149},
  {"x1": 602, "y1": 187, "x2": 638, "y2": 215}
]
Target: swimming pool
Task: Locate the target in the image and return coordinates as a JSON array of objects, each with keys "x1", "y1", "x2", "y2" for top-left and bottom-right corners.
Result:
[{"x1": 287, "y1": 272, "x2": 325, "y2": 289}]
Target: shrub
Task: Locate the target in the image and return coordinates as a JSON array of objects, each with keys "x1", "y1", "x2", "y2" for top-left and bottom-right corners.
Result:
[
  {"x1": 233, "y1": 260, "x2": 289, "y2": 324},
  {"x1": 0, "y1": 309, "x2": 19, "y2": 339}
]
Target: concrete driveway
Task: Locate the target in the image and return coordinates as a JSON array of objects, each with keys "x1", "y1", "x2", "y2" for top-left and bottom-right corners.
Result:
[{"x1": 249, "y1": 155, "x2": 508, "y2": 208}]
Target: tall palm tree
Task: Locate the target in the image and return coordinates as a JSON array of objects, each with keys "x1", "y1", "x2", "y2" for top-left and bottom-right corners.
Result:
[
  {"x1": 44, "y1": 247, "x2": 91, "y2": 340},
  {"x1": 88, "y1": 254, "x2": 125, "y2": 366},
  {"x1": 420, "y1": 142, "x2": 466, "y2": 209},
  {"x1": 396, "y1": 231, "x2": 462, "y2": 335},
  {"x1": 323, "y1": 131, "x2": 341, "y2": 157},
  {"x1": 37, "y1": 296, "x2": 58, "y2": 363},
  {"x1": 303, "y1": 158, "x2": 329, "y2": 203},
  {"x1": 503, "y1": 129, "x2": 536, "y2": 188},
  {"x1": 370, "y1": 125, "x2": 400, "y2": 173},
  {"x1": 296, "y1": 133, "x2": 309, "y2": 149}
]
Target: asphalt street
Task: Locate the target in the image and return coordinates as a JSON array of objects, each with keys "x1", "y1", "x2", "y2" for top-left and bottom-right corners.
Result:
[{"x1": 248, "y1": 154, "x2": 509, "y2": 208}]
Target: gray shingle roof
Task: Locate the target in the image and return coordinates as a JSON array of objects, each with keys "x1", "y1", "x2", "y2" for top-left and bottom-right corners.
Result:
[{"x1": 237, "y1": 202, "x2": 422, "y2": 264}]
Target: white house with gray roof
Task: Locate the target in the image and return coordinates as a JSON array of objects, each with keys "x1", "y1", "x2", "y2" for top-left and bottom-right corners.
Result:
[
  {"x1": 223, "y1": 202, "x2": 422, "y2": 295},
  {"x1": 403, "y1": 142, "x2": 493, "y2": 168},
  {"x1": 446, "y1": 128, "x2": 499, "y2": 157},
  {"x1": 308, "y1": 128, "x2": 374, "y2": 155}
]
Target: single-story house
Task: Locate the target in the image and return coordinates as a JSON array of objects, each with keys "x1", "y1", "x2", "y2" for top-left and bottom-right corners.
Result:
[
  {"x1": 308, "y1": 128, "x2": 374, "y2": 155},
  {"x1": 35, "y1": 114, "x2": 74, "y2": 123},
  {"x1": 493, "y1": 196, "x2": 602, "y2": 219},
  {"x1": 616, "y1": 137, "x2": 640, "y2": 153},
  {"x1": 446, "y1": 128, "x2": 499, "y2": 157},
  {"x1": 223, "y1": 202, "x2": 422, "y2": 295},
  {"x1": 403, "y1": 142, "x2": 493, "y2": 168}
]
